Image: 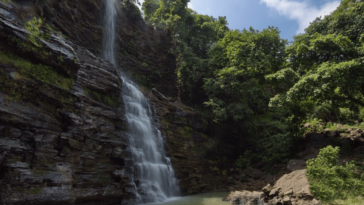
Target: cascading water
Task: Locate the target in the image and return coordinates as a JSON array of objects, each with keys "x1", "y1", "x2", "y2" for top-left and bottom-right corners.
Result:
[
  {"x1": 102, "y1": 0, "x2": 180, "y2": 204},
  {"x1": 121, "y1": 79, "x2": 180, "y2": 204},
  {"x1": 103, "y1": 0, "x2": 117, "y2": 65}
]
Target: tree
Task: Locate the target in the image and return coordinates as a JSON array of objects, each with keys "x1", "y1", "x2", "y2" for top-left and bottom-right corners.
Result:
[
  {"x1": 204, "y1": 27, "x2": 287, "y2": 122},
  {"x1": 269, "y1": 0, "x2": 364, "y2": 120},
  {"x1": 142, "y1": 0, "x2": 229, "y2": 103}
]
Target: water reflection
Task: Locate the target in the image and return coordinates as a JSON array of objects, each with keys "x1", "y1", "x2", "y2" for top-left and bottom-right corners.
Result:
[{"x1": 150, "y1": 192, "x2": 230, "y2": 205}]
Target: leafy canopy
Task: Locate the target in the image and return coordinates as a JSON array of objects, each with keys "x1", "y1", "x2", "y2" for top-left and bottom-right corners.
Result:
[{"x1": 204, "y1": 27, "x2": 287, "y2": 122}]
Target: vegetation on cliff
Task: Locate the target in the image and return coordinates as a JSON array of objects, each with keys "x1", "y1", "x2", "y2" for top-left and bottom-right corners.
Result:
[{"x1": 140, "y1": 0, "x2": 364, "y2": 201}]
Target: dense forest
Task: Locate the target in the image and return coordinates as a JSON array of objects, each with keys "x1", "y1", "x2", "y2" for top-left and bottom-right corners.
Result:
[
  {"x1": 138, "y1": 0, "x2": 364, "y2": 203},
  {"x1": 137, "y1": 0, "x2": 361, "y2": 152}
]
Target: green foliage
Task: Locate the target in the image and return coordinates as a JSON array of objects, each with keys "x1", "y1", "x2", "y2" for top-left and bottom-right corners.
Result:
[
  {"x1": 24, "y1": 17, "x2": 44, "y2": 47},
  {"x1": 235, "y1": 150, "x2": 253, "y2": 169},
  {"x1": 141, "y1": 62, "x2": 148, "y2": 67},
  {"x1": 0, "y1": 52, "x2": 74, "y2": 90},
  {"x1": 268, "y1": 0, "x2": 364, "y2": 134},
  {"x1": 121, "y1": 0, "x2": 143, "y2": 22},
  {"x1": 142, "y1": 0, "x2": 364, "y2": 171},
  {"x1": 359, "y1": 107, "x2": 364, "y2": 120},
  {"x1": 331, "y1": 196, "x2": 364, "y2": 205},
  {"x1": 143, "y1": 0, "x2": 229, "y2": 101},
  {"x1": 307, "y1": 146, "x2": 364, "y2": 203},
  {"x1": 204, "y1": 27, "x2": 287, "y2": 122},
  {"x1": 83, "y1": 87, "x2": 118, "y2": 107},
  {"x1": 286, "y1": 57, "x2": 364, "y2": 109},
  {"x1": 177, "y1": 126, "x2": 192, "y2": 139}
]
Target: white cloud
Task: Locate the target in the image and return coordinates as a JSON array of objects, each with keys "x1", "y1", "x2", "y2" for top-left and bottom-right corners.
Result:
[{"x1": 260, "y1": 0, "x2": 341, "y2": 34}]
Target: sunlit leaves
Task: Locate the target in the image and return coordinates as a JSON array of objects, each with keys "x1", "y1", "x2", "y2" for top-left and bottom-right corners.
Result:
[
  {"x1": 270, "y1": 0, "x2": 364, "y2": 121},
  {"x1": 204, "y1": 27, "x2": 287, "y2": 122},
  {"x1": 307, "y1": 146, "x2": 364, "y2": 202}
]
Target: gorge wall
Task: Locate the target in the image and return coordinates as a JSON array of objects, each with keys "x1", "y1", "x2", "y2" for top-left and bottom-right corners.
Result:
[{"x1": 0, "y1": 0, "x2": 223, "y2": 204}]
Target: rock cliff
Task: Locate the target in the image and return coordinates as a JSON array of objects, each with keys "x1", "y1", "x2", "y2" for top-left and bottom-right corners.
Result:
[
  {"x1": 0, "y1": 0, "x2": 223, "y2": 204},
  {"x1": 0, "y1": 1, "x2": 130, "y2": 204},
  {"x1": 40, "y1": 0, "x2": 177, "y2": 98}
]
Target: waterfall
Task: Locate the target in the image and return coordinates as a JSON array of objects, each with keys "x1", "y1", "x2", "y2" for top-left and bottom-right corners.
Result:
[
  {"x1": 102, "y1": 0, "x2": 180, "y2": 204},
  {"x1": 121, "y1": 78, "x2": 180, "y2": 204},
  {"x1": 103, "y1": 0, "x2": 117, "y2": 65}
]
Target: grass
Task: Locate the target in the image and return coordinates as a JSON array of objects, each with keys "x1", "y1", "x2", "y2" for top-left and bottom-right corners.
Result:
[
  {"x1": 83, "y1": 87, "x2": 118, "y2": 107},
  {"x1": 329, "y1": 196, "x2": 364, "y2": 205},
  {"x1": 0, "y1": 52, "x2": 74, "y2": 90}
]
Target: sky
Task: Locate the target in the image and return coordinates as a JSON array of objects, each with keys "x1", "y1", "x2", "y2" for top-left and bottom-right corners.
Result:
[{"x1": 138, "y1": 0, "x2": 342, "y2": 42}]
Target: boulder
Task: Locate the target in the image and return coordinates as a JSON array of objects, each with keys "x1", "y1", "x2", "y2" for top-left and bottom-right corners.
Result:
[
  {"x1": 262, "y1": 184, "x2": 273, "y2": 195},
  {"x1": 274, "y1": 169, "x2": 311, "y2": 194},
  {"x1": 269, "y1": 169, "x2": 320, "y2": 205},
  {"x1": 269, "y1": 187, "x2": 281, "y2": 197},
  {"x1": 224, "y1": 191, "x2": 266, "y2": 205},
  {"x1": 282, "y1": 196, "x2": 291, "y2": 205},
  {"x1": 228, "y1": 170, "x2": 321, "y2": 205}
]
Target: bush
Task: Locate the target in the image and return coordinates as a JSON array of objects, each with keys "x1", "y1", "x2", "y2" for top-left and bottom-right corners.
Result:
[{"x1": 306, "y1": 146, "x2": 364, "y2": 203}]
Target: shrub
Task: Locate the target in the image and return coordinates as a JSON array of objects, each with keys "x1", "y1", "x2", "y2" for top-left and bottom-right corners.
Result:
[{"x1": 306, "y1": 146, "x2": 364, "y2": 203}]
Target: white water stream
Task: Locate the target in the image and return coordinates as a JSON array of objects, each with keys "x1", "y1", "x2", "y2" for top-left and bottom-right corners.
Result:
[
  {"x1": 103, "y1": 0, "x2": 117, "y2": 65},
  {"x1": 103, "y1": 0, "x2": 180, "y2": 204}
]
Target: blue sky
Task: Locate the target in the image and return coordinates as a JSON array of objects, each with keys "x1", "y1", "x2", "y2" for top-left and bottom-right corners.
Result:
[
  {"x1": 187, "y1": 0, "x2": 341, "y2": 41},
  {"x1": 138, "y1": 0, "x2": 342, "y2": 41}
]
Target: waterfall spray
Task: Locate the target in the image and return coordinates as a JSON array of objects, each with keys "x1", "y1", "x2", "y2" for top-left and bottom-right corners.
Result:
[{"x1": 102, "y1": 0, "x2": 180, "y2": 204}]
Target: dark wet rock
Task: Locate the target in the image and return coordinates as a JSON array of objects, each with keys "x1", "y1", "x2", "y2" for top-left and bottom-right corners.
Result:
[
  {"x1": 0, "y1": 1, "x2": 128, "y2": 204},
  {"x1": 244, "y1": 168, "x2": 264, "y2": 179},
  {"x1": 144, "y1": 88, "x2": 226, "y2": 194},
  {"x1": 305, "y1": 133, "x2": 331, "y2": 149},
  {"x1": 287, "y1": 159, "x2": 306, "y2": 171},
  {"x1": 265, "y1": 174, "x2": 274, "y2": 185}
]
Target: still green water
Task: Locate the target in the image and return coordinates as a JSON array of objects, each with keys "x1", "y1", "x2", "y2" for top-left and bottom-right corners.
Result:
[{"x1": 151, "y1": 192, "x2": 230, "y2": 205}]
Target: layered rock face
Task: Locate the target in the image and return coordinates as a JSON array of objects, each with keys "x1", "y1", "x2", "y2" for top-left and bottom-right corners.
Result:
[
  {"x1": 0, "y1": 1, "x2": 132, "y2": 204},
  {"x1": 41, "y1": 0, "x2": 177, "y2": 98},
  {"x1": 0, "y1": 1, "x2": 222, "y2": 204},
  {"x1": 144, "y1": 90, "x2": 224, "y2": 195}
]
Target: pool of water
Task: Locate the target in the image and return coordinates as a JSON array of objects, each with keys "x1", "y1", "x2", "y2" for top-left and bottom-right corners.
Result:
[{"x1": 149, "y1": 192, "x2": 230, "y2": 205}]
